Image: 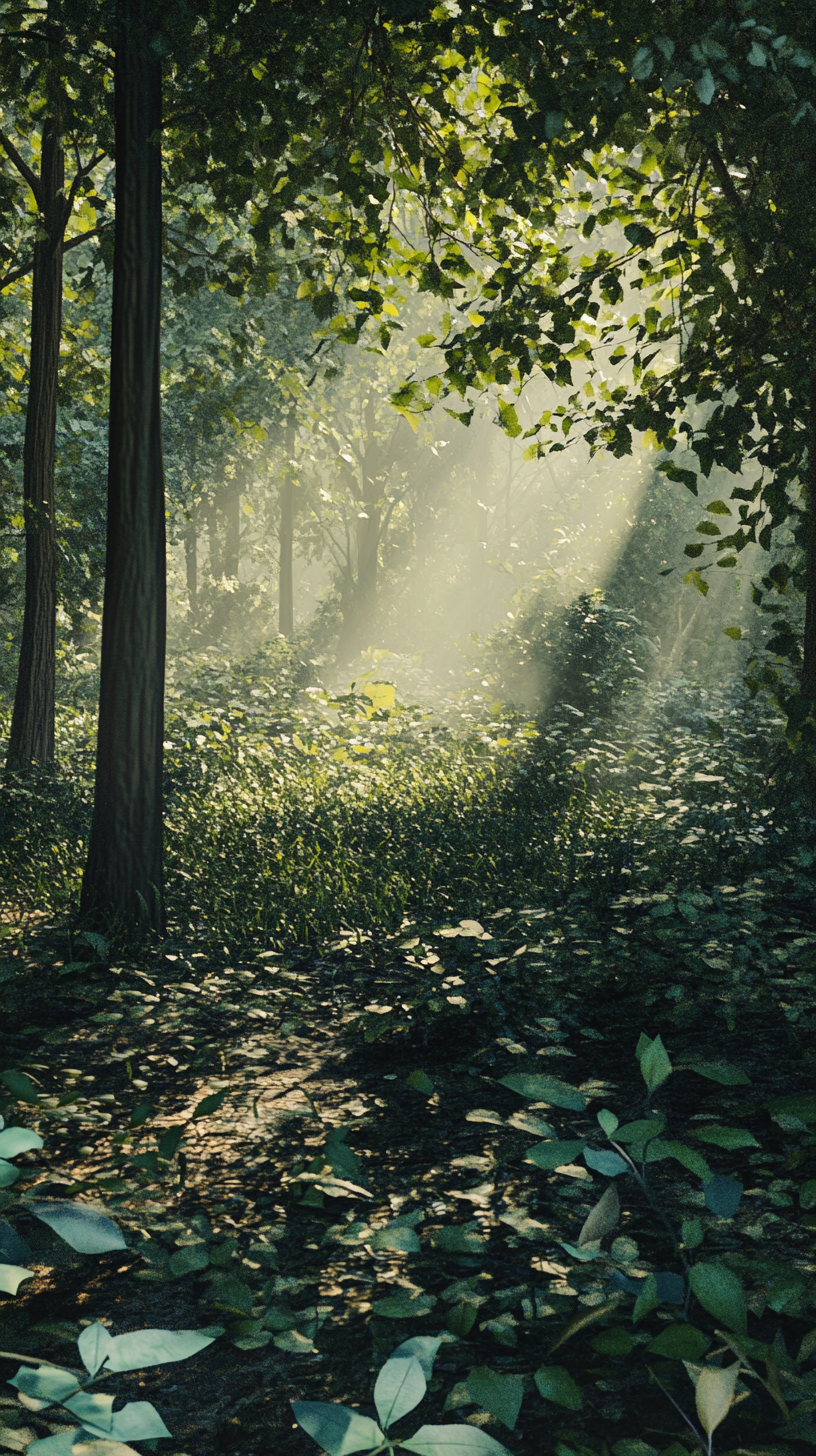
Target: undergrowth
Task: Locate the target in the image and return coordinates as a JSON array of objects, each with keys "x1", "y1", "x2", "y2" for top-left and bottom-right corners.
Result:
[{"x1": 0, "y1": 654, "x2": 800, "y2": 951}]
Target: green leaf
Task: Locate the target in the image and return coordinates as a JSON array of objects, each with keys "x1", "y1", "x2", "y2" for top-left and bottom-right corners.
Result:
[
  {"x1": 62, "y1": 1389, "x2": 115, "y2": 1435},
  {"x1": 1, "y1": 1070, "x2": 40, "y2": 1104},
  {"x1": 549, "y1": 1298, "x2": 624, "y2": 1351},
  {"x1": 633, "y1": 1274, "x2": 659, "y2": 1323},
  {"x1": 631, "y1": 46, "x2": 654, "y2": 80},
  {"x1": 694, "y1": 67, "x2": 716, "y2": 103},
  {"x1": 766, "y1": 1093, "x2": 816, "y2": 1123},
  {"x1": 106, "y1": 1399, "x2": 172, "y2": 1442},
  {"x1": 685, "y1": 1062, "x2": 750, "y2": 1086},
  {"x1": 723, "y1": 625, "x2": 743, "y2": 640},
  {"x1": 169, "y1": 1244, "x2": 210, "y2": 1277},
  {"x1": 157, "y1": 1126, "x2": 185, "y2": 1160},
  {"x1": 0, "y1": 1127, "x2": 43, "y2": 1157},
  {"x1": 525, "y1": 1139, "x2": 585, "y2": 1170},
  {"x1": 597, "y1": 1109, "x2": 619, "y2": 1135},
  {"x1": 534, "y1": 1365, "x2": 582, "y2": 1410},
  {"x1": 499, "y1": 1073, "x2": 584, "y2": 1110},
  {"x1": 447, "y1": 1300, "x2": 478, "y2": 1337},
  {"x1": 584, "y1": 1147, "x2": 628, "y2": 1177},
  {"x1": 374, "y1": 1355, "x2": 426, "y2": 1429},
  {"x1": 687, "y1": 1125, "x2": 758, "y2": 1150},
  {"x1": 0, "y1": 1158, "x2": 20, "y2": 1187},
  {"x1": 130, "y1": 1101, "x2": 156, "y2": 1128},
  {"x1": 0, "y1": 1262, "x2": 34, "y2": 1294},
  {"x1": 610, "y1": 1236, "x2": 639, "y2": 1262},
  {"x1": 465, "y1": 1367, "x2": 523, "y2": 1430},
  {"x1": 389, "y1": 1336, "x2": 442, "y2": 1379},
  {"x1": 8, "y1": 1364, "x2": 80, "y2": 1404},
  {"x1": 407, "y1": 1071, "x2": 434, "y2": 1095},
  {"x1": 694, "y1": 1363, "x2": 739, "y2": 1436},
  {"x1": 292, "y1": 1401, "x2": 385, "y2": 1455},
  {"x1": 682, "y1": 1218, "x2": 704, "y2": 1249},
  {"x1": 498, "y1": 401, "x2": 522, "y2": 439},
  {"x1": 193, "y1": 1088, "x2": 228, "y2": 1119},
  {"x1": 590, "y1": 1329, "x2": 636, "y2": 1355},
  {"x1": 688, "y1": 1262, "x2": 747, "y2": 1335},
  {"x1": 371, "y1": 1289, "x2": 437, "y2": 1319},
  {"x1": 370, "y1": 1225, "x2": 421, "y2": 1254},
  {"x1": 431, "y1": 1225, "x2": 486, "y2": 1254},
  {"x1": 702, "y1": 1176, "x2": 743, "y2": 1220},
  {"x1": 612, "y1": 1118, "x2": 664, "y2": 1146},
  {"x1": 665, "y1": 1141, "x2": 712, "y2": 1180},
  {"x1": 578, "y1": 1185, "x2": 620, "y2": 1246},
  {"x1": 402, "y1": 1426, "x2": 511, "y2": 1454},
  {"x1": 638, "y1": 1034, "x2": 672, "y2": 1092},
  {"x1": 78, "y1": 1321, "x2": 115, "y2": 1377},
  {"x1": 647, "y1": 1325, "x2": 710, "y2": 1361},
  {"x1": 27, "y1": 1200, "x2": 125, "y2": 1254},
  {"x1": 26, "y1": 1430, "x2": 78, "y2": 1455}
]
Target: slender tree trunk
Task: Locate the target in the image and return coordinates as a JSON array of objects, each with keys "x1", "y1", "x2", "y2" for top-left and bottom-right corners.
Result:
[
  {"x1": 184, "y1": 518, "x2": 197, "y2": 619},
  {"x1": 802, "y1": 368, "x2": 816, "y2": 698},
  {"x1": 221, "y1": 474, "x2": 241, "y2": 582},
  {"x1": 5, "y1": 109, "x2": 64, "y2": 770},
  {"x1": 205, "y1": 498, "x2": 221, "y2": 581},
  {"x1": 81, "y1": 0, "x2": 165, "y2": 932},
  {"x1": 279, "y1": 421, "x2": 294, "y2": 637}
]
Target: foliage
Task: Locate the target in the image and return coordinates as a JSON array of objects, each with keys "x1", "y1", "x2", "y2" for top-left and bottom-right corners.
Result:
[
  {"x1": 0, "y1": 1108, "x2": 124, "y2": 1298},
  {"x1": 293, "y1": 1336, "x2": 511, "y2": 1455},
  {"x1": 2, "y1": 1320, "x2": 217, "y2": 1454}
]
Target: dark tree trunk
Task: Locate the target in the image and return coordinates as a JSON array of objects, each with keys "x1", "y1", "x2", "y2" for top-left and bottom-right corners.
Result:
[
  {"x1": 5, "y1": 110, "x2": 64, "y2": 771},
  {"x1": 802, "y1": 368, "x2": 816, "y2": 698},
  {"x1": 81, "y1": 0, "x2": 165, "y2": 932},
  {"x1": 279, "y1": 422, "x2": 294, "y2": 637}
]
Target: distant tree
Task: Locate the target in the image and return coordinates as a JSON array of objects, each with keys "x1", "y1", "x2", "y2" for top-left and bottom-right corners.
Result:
[{"x1": 0, "y1": 1, "x2": 110, "y2": 768}]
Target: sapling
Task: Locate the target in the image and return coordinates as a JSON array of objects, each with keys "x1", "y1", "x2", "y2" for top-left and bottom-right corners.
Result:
[
  {"x1": 292, "y1": 1335, "x2": 511, "y2": 1455},
  {"x1": 0, "y1": 1322, "x2": 220, "y2": 1454}
]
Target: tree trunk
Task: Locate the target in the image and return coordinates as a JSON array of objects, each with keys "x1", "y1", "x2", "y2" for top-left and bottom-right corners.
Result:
[
  {"x1": 184, "y1": 518, "x2": 198, "y2": 619},
  {"x1": 279, "y1": 421, "x2": 294, "y2": 637},
  {"x1": 5, "y1": 109, "x2": 64, "y2": 770},
  {"x1": 802, "y1": 368, "x2": 816, "y2": 698},
  {"x1": 81, "y1": 0, "x2": 165, "y2": 933},
  {"x1": 221, "y1": 473, "x2": 241, "y2": 582}
]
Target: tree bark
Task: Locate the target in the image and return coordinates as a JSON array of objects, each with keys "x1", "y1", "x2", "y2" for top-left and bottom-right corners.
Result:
[
  {"x1": 802, "y1": 367, "x2": 816, "y2": 698},
  {"x1": 184, "y1": 517, "x2": 198, "y2": 619},
  {"x1": 81, "y1": 0, "x2": 165, "y2": 932},
  {"x1": 5, "y1": 105, "x2": 64, "y2": 770},
  {"x1": 279, "y1": 420, "x2": 294, "y2": 637}
]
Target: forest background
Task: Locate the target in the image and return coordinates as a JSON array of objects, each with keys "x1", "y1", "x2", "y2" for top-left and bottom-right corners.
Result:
[{"x1": 0, "y1": 2, "x2": 814, "y2": 1456}]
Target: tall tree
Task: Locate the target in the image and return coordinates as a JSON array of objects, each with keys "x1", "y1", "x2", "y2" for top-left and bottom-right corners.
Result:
[
  {"x1": 0, "y1": 7, "x2": 109, "y2": 769},
  {"x1": 80, "y1": 0, "x2": 165, "y2": 930},
  {"x1": 279, "y1": 419, "x2": 295, "y2": 638}
]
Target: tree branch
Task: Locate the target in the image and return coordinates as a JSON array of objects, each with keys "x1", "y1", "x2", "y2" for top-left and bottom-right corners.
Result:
[
  {"x1": 63, "y1": 221, "x2": 112, "y2": 252},
  {"x1": 0, "y1": 254, "x2": 35, "y2": 289},
  {"x1": 0, "y1": 127, "x2": 40, "y2": 205}
]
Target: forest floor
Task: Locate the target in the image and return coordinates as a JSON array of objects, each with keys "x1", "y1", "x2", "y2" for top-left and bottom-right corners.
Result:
[{"x1": 1, "y1": 840, "x2": 815, "y2": 1456}]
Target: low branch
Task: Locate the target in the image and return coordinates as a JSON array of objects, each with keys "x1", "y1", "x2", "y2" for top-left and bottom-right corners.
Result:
[{"x1": 0, "y1": 127, "x2": 41, "y2": 205}]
